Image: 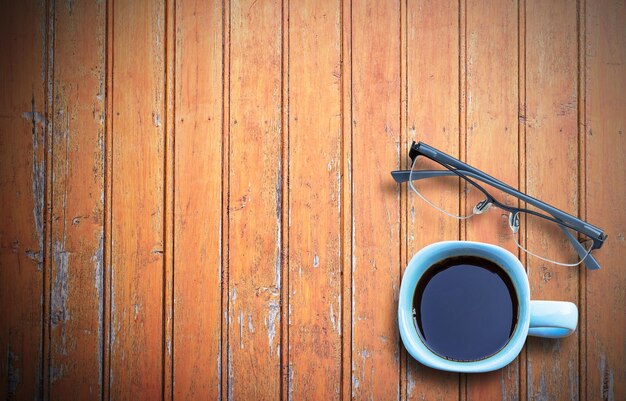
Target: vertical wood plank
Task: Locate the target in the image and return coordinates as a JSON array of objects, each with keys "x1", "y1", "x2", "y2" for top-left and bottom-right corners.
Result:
[
  {"x1": 221, "y1": 0, "x2": 231, "y2": 398},
  {"x1": 0, "y1": 1, "x2": 46, "y2": 399},
  {"x1": 110, "y1": 0, "x2": 165, "y2": 398},
  {"x1": 464, "y1": 0, "x2": 520, "y2": 400},
  {"x1": 173, "y1": 0, "x2": 223, "y2": 398},
  {"x1": 103, "y1": 0, "x2": 115, "y2": 398},
  {"x1": 340, "y1": 0, "x2": 354, "y2": 398},
  {"x1": 288, "y1": 0, "x2": 342, "y2": 399},
  {"x1": 228, "y1": 0, "x2": 282, "y2": 399},
  {"x1": 405, "y1": 0, "x2": 461, "y2": 399},
  {"x1": 164, "y1": 0, "x2": 176, "y2": 397},
  {"x1": 351, "y1": 0, "x2": 401, "y2": 399},
  {"x1": 585, "y1": 1, "x2": 626, "y2": 400},
  {"x1": 525, "y1": 1, "x2": 580, "y2": 399},
  {"x1": 49, "y1": 0, "x2": 106, "y2": 398}
]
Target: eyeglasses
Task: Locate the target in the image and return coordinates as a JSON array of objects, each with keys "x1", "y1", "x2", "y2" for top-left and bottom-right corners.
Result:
[{"x1": 391, "y1": 141, "x2": 607, "y2": 270}]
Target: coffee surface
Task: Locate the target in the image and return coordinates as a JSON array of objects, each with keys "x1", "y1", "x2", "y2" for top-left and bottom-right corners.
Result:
[{"x1": 412, "y1": 256, "x2": 518, "y2": 361}]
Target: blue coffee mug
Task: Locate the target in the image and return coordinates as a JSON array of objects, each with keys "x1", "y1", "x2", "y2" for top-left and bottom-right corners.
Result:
[{"x1": 398, "y1": 241, "x2": 578, "y2": 373}]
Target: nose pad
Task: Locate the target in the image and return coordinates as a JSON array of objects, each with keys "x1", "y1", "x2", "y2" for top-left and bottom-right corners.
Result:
[
  {"x1": 508, "y1": 212, "x2": 520, "y2": 233},
  {"x1": 473, "y1": 199, "x2": 492, "y2": 215}
]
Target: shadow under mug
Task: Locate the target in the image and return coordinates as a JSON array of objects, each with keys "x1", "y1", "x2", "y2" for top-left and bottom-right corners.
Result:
[{"x1": 398, "y1": 241, "x2": 578, "y2": 373}]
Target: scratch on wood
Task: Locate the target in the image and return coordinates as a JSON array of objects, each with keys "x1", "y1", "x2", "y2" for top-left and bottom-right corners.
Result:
[
  {"x1": 275, "y1": 158, "x2": 282, "y2": 289},
  {"x1": 7, "y1": 348, "x2": 20, "y2": 401},
  {"x1": 352, "y1": 374, "x2": 360, "y2": 391},
  {"x1": 267, "y1": 298, "x2": 280, "y2": 356},
  {"x1": 406, "y1": 368, "x2": 415, "y2": 398},
  {"x1": 238, "y1": 311, "x2": 244, "y2": 349},
  {"x1": 217, "y1": 344, "x2": 222, "y2": 401},
  {"x1": 228, "y1": 342, "x2": 234, "y2": 401},
  {"x1": 26, "y1": 97, "x2": 45, "y2": 255},
  {"x1": 599, "y1": 354, "x2": 615, "y2": 401},
  {"x1": 152, "y1": 112, "x2": 161, "y2": 127},
  {"x1": 51, "y1": 241, "x2": 70, "y2": 328},
  {"x1": 288, "y1": 363, "x2": 294, "y2": 401},
  {"x1": 247, "y1": 313, "x2": 254, "y2": 333},
  {"x1": 313, "y1": 254, "x2": 319, "y2": 268},
  {"x1": 94, "y1": 230, "x2": 104, "y2": 392},
  {"x1": 330, "y1": 302, "x2": 338, "y2": 334}
]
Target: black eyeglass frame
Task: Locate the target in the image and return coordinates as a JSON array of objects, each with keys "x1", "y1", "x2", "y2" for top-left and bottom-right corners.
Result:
[{"x1": 391, "y1": 141, "x2": 607, "y2": 270}]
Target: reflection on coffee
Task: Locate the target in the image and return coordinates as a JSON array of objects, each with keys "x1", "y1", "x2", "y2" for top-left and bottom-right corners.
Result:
[{"x1": 412, "y1": 256, "x2": 518, "y2": 362}]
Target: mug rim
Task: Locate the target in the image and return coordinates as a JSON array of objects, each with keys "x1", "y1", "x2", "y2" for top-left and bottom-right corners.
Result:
[{"x1": 398, "y1": 240, "x2": 531, "y2": 373}]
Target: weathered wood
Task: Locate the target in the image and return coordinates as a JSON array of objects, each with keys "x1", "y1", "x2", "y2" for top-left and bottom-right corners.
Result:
[
  {"x1": 110, "y1": 0, "x2": 165, "y2": 398},
  {"x1": 172, "y1": 0, "x2": 223, "y2": 399},
  {"x1": 464, "y1": 0, "x2": 520, "y2": 400},
  {"x1": 0, "y1": 1, "x2": 46, "y2": 399},
  {"x1": 351, "y1": 1, "x2": 401, "y2": 399},
  {"x1": 405, "y1": 0, "x2": 462, "y2": 399},
  {"x1": 228, "y1": 0, "x2": 283, "y2": 399},
  {"x1": 1, "y1": 1, "x2": 626, "y2": 400},
  {"x1": 525, "y1": 0, "x2": 580, "y2": 399},
  {"x1": 49, "y1": 0, "x2": 106, "y2": 398},
  {"x1": 585, "y1": 1, "x2": 626, "y2": 400},
  {"x1": 288, "y1": 0, "x2": 343, "y2": 398}
]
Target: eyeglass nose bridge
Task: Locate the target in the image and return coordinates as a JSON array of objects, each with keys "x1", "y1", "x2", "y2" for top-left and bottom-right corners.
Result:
[
  {"x1": 508, "y1": 212, "x2": 520, "y2": 233},
  {"x1": 473, "y1": 199, "x2": 492, "y2": 215}
]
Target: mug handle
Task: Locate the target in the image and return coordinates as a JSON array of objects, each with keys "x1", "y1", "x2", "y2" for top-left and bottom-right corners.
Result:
[{"x1": 528, "y1": 300, "x2": 578, "y2": 338}]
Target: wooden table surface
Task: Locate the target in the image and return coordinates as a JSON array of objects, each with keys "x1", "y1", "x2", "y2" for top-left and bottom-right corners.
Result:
[{"x1": 1, "y1": 0, "x2": 624, "y2": 400}]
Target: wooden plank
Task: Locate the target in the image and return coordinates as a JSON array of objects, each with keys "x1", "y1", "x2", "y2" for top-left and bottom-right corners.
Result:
[
  {"x1": 405, "y1": 0, "x2": 461, "y2": 399},
  {"x1": 351, "y1": 0, "x2": 401, "y2": 399},
  {"x1": 464, "y1": 0, "x2": 520, "y2": 400},
  {"x1": 228, "y1": 0, "x2": 282, "y2": 399},
  {"x1": 340, "y1": 0, "x2": 353, "y2": 399},
  {"x1": 110, "y1": 0, "x2": 165, "y2": 398},
  {"x1": 288, "y1": 0, "x2": 342, "y2": 399},
  {"x1": 172, "y1": 0, "x2": 223, "y2": 398},
  {"x1": 524, "y1": 1, "x2": 580, "y2": 399},
  {"x1": 0, "y1": 1, "x2": 46, "y2": 399},
  {"x1": 49, "y1": 0, "x2": 106, "y2": 398},
  {"x1": 221, "y1": 0, "x2": 231, "y2": 398},
  {"x1": 163, "y1": 0, "x2": 175, "y2": 397},
  {"x1": 585, "y1": 1, "x2": 626, "y2": 400}
]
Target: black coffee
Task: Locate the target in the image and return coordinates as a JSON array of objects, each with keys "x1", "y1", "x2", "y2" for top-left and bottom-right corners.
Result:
[{"x1": 412, "y1": 256, "x2": 518, "y2": 361}]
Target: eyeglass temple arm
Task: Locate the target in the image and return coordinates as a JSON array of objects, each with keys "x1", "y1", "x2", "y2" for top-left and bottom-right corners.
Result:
[
  {"x1": 391, "y1": 169, "x2": 489, "y2": 184},
  {"x1": 559, "y1": 225, "x2": 601, "y2": 270}
]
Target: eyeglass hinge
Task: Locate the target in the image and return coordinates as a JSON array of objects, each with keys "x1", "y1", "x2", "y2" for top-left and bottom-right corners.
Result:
[{"x1": 409, "y1": 141, "x2": 419, "y2": 162}]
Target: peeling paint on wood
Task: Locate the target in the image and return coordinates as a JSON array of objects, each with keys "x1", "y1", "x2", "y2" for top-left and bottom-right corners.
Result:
[{"x1": 51, "y1": 241, "x2": 70, "y2": 328}]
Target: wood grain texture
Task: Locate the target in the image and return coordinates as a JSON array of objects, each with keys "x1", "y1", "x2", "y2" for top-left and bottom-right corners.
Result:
[
  {"x1": 585, "y1": 0, "x2": 626, "y2": 400},
  {"x1": 228, "y1": 0, "x2": 283, "y2": 399},
  {"x1": 49, "y1": 0, "x2": 106, "y2": 398},
  {"x1": 288, "y1": 0, "x2": 342, "y2": 399},
  {"x1": 172, "y1": 0, "x2": 223, "y2": 398},
  {"x1": 0, "y1": 1, "x2": 625, "y2": 400},
  {"x1": 110, "y1": 0, "x2": 165, "y2": 398},
  {"x1": 464, "y1": 0, "x2": 520, "y2": 400},
  {"x1": 525, "y1": 0, "x2": 580, "y2": 399},
  {"x1": 405, "y1": 1, "x2": 461, "y2": 400},
  {"x1": 0, "y1": 1, "x2": 46, "y2": 399},
  {"x1": 351, "y1": 0, "x2": 401, "y2": 399}
]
